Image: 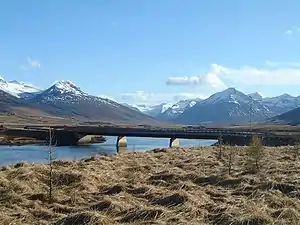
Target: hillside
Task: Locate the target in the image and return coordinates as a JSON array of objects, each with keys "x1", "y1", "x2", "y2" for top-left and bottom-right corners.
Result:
[{"x1": 265, "y1": 107, "x2": 300, "y2": 125}]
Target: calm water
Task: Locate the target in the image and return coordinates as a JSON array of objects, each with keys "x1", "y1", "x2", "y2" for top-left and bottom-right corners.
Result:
[{"x1": 0, "y1": 136, "x2": 217, "y2": 166}]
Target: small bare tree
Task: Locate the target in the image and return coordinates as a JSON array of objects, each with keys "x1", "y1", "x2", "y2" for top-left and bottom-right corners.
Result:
[
  {"x1": 217, "y1": 133, "x2": 223, "y2": 160},
  {"x1": 245, "y1": 135, "x2": 264, "y2": 173},
  {"x1": 48, "y1": 127, "x2": 56, "y2": 203},
  {"x1": 225, "y1": 146, "x2": 235, "y2": 175}
]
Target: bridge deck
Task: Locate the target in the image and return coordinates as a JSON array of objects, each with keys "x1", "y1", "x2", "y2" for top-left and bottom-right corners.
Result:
[
  {"x1": 20, "y1": 125, "x2": 268, "y2": 138},
  {"x1": 0, "y1": 124, "x2": 284, "y2": 140}
]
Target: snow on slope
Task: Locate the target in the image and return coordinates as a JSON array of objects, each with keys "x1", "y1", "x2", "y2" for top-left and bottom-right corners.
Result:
[
  {"x1": 262, "y1": 94, "x2": 300, "y2": 110},
  {"x1": 200, "y1": 88, "x2": 250, "y2": 105},
  {"x1": 47, "y1": 80, "x2": 87, "y2": 96},
  {"x1": 0, "y1": 76, "x2": 41, "y2": 97},
  {"x1": 161, "y1": 99, "x2": 202, "y2": 117},
  {"x1": 34, "y1": 80, "x2": 121, "y2": 108},
  {"x1": 128, "y1": 103, "x2": 173, "y2": 117}
]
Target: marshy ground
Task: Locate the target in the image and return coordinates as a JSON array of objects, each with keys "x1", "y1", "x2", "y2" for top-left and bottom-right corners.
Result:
[{"x1": 0, "y1": 146, "x2": 300, "y2": 224}]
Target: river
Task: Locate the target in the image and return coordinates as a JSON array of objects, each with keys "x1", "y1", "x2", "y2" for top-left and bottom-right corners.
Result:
[{"x1": 0, "y1": 136, "x2": 217, "y2": 166}]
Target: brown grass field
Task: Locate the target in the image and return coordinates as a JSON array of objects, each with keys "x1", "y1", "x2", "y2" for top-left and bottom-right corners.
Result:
[{"x1": 0, "y1": 146, "x2": 300, "y2": 224}]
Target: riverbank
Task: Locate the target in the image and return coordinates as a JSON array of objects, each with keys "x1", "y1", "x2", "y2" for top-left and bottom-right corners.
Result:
[
  {"x1": 0, "y1": 136, "x2": 44, "y2": 145},
  {"x1": 0, "y1": 135, "x2": 106, "y2": 146},
  {"x1": 0, "y1": 146, "x2": 299, "y2": 224}
]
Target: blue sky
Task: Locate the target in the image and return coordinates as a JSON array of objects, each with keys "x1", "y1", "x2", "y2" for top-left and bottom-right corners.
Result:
[{"x1": 1, "y1": 0, "x2": 300, "y2": 105}]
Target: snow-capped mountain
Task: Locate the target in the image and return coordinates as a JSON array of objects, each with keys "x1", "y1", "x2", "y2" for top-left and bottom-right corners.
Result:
[
  {"x1": 0, "y1": 76, "x2": 41, "y2": 97},
  {"x1": 33, "y1": 80, "x2": 120, "y2": 107},
  {"x1": 174, "y1": 88, "x2": 274, "y2": 125},
  {"x1": 128, "y1": 103, "x2": 173, "y2": 117},
  {"x1": 261, "y1": 94, "x2": 300, "y2": 114},
  {"x1": 28, "y1": 80, "x2": 156, "y2": 123},
  {"x1": 156, "y1": 98, "x2": 202, "y2": 121},
  {"x1": 200, "y1": 88, "x2": 251, "y2": 105}
]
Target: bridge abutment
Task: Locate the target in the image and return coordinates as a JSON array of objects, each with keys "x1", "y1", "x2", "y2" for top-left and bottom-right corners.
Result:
[
  {"x1": 117, "y1": 136, "x2": 127, "y2": 148},
  {"x1": 169, "y1": 137, "x2": 180, "y2": 148}
]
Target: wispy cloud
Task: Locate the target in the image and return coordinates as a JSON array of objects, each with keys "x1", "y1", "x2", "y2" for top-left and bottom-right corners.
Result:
[
  {"x1": 20, "y1": 57, "x2": 41, "y2": 71},
  {"x1": 285, "y1": 30, "x2": 293, "y2": 35},
  {"x1": 284, "y1": 26, "x2": 300, "y2": 35},
  {"x1": 265, "y1": 60, "x2": 300, "y2": 68}
]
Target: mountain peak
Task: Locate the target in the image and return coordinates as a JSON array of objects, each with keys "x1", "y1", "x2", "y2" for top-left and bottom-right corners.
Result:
[
  {"x1": 226, "y1": 87, "x2": 237, "y2": 91},
  {"x1": 279, "y1": 93, "x2": 294, "y2": 98},
  {"x1": 201, "y1": 87, "x2": 249, "y2": 105},
  {"x1": 51, "y1": 80, "x2": 86, "y2": 95},
  {"x1": 248, "y1": 92, "x2": 263, "y2": 101}
]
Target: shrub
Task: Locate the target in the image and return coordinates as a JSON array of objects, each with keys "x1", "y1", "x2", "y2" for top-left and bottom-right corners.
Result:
[{"x1": 245, "y1": 135, "x2": 264, "y2": 173}]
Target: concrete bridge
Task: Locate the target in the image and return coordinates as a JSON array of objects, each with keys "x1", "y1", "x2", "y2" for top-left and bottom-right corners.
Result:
[{"x1": 1, "y1": 124, "x2": 294, "y2": 148}]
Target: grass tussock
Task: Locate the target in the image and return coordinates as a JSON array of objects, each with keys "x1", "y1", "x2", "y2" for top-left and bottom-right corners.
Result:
[{"x1": 0, "y1": 146, "x2": 300, "y2": 224}]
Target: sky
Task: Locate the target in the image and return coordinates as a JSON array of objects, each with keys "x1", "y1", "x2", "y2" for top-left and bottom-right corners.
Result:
[{"x1": 1, "y1": 0, "x2": 300, "y2": 105}]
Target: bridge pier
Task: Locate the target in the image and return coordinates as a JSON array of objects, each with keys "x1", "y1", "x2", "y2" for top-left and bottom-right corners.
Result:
[
  {"x1": 116, "y1": 136, "x2": 127, "y2": 148},
  {"x1": 169, "y1": 137, "x2": 180, "y2": 148}
]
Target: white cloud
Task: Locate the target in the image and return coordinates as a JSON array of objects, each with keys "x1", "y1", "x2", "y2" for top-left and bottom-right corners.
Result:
[
  {"x1": 166, "y1": 63, "x2": 300, "y2": 87},
  {"x1": 20, "y1": 57, "x2": 41, "y2": 70},
  {"x1": 285, "y1": 30, "x2": 293, "y2": 35},
  {"x1": 221, "y1": 66, "x2": 300, "y2": 85},
  {"x1": 166, "y1": 64, "x2": 227, "y2": 89},
  {"x1": 119, "y1": 91, "x2": 206, "y2": 105}
]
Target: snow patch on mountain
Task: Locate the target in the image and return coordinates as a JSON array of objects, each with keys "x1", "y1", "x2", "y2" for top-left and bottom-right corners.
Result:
[
  {"x1": 49, "y1": 80, "x2": 87, "y2": 96},
  {"x1": 262, "y1": 94, "x2": 300, "y2": 111},
  {"x1": 0, "y1": 76, "x2": 41, "y2": 97},
  {"x1": 163, "y1": 99, "x2": 202, "y2": 116},
  {"x1": 200, "y1": 88, "x2": 250, "y2": 105},
  {"x1": 128, "y1": 103, "x2": 172, "y2": 117}
]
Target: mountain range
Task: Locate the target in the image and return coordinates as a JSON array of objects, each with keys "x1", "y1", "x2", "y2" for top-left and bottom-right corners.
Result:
[
  {"x1": 131, "y1": 88, "x2": 300, "y2": 126},
  {"x1": 0, "y1": 76, "x2": 300, "y2": 126}
]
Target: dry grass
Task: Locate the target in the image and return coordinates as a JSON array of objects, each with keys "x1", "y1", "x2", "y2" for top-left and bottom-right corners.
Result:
[{"x1": 0, "y1": 146, "x2": 300, "y2": 224}]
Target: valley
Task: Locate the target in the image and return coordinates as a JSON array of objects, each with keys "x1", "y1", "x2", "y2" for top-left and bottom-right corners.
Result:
[{"x1": 1, "y1": 77, "x2": 300, "y2": 148}]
